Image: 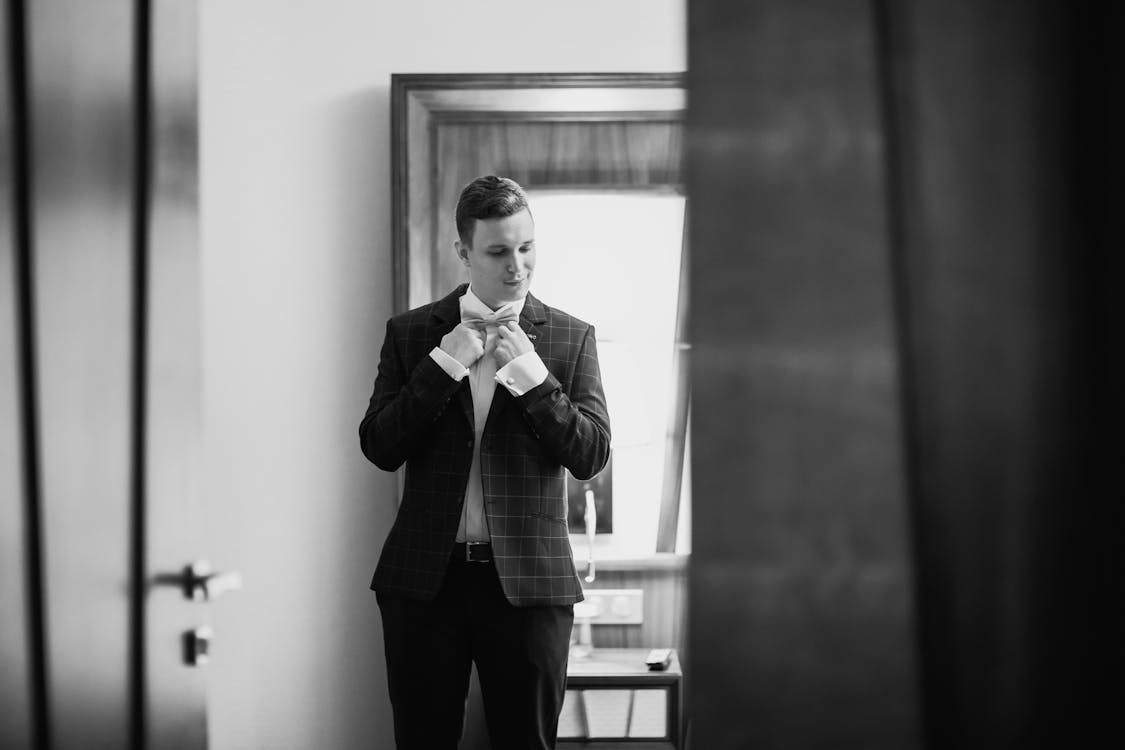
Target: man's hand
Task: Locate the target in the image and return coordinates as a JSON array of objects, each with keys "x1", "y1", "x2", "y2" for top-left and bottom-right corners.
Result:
[
  {"x1": 494, "y1": 321, "x2": 534, "y2": 368},
  {"x1": 440, "y1": 323, "x2": 485, "y2": 369}
]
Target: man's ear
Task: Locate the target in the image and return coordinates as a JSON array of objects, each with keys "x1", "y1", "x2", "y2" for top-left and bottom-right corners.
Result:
[{"x1": 455, "y1": 240, "x2": 471, "y2": 266}]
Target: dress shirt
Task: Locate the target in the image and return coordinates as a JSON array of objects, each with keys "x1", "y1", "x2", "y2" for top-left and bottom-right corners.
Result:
[{"x1": 428, "y1": 286, "x2": 550, "y2": 541}]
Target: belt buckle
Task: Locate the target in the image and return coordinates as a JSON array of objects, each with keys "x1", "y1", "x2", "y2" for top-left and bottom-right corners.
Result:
[{"x1": 465, "y1": 541, "x2": 488, "y2": 562}]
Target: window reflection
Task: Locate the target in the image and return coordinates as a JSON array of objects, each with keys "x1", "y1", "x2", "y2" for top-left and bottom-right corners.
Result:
[{"x1": 529, "y1": 190, "x2": 689, "y2": 558}]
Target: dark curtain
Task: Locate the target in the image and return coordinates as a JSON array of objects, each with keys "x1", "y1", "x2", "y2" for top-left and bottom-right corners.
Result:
[
  {"x1": 884, "y1": 0, "x2": 1122, "y2": 746},
  {"x1": 687, "y1": 0, "x2": 1121, "y2": 748}
]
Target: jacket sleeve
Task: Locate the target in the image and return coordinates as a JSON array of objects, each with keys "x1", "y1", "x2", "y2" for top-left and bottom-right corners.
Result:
[
  {"x1": 358, "y1": 319, "x2": 462, "y2": 471},
  {"x1": 516, "y1": 324, "x2": 612, "y2": 480}
]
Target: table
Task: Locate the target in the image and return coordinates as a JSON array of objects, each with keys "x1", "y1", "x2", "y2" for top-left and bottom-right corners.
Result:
[{"x1": 559, "y1": 648, "x2": 682, "y2": 749}]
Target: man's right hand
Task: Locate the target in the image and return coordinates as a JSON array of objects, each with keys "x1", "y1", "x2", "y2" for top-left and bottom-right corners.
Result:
[{"x1": 439, "y1": 323, "x2": 485, "y2": 369}]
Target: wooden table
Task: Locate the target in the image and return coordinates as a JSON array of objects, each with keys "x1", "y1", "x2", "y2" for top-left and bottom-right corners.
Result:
[{"x1": 559, "y1": 648, "x2": 682, "y2": 749}]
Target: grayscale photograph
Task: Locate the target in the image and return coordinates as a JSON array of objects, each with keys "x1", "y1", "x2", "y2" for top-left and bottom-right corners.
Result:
[{"x1": 0, "y1": 1, "x2": 1118, "y2": 749}]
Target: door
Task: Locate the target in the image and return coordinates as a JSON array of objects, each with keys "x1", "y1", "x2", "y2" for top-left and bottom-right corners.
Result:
[
  {"x1": 143, "y1": 1, "x2": 216, "y2": 747},
  {"x1": 1, "y1": 2, "x2": 216, "y2": 747}
]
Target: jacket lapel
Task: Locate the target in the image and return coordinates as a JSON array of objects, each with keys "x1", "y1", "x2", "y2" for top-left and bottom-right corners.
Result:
[
  {"x1": 518, "y1": 291, "x2": 548, "y2": 348},
  {"x1": 429, "y1": 284, "x2": 474, "y2": 426}
]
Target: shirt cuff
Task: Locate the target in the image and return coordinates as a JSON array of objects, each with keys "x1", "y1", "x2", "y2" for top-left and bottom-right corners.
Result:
[
  {"x1": 495, "y1": 351, "x2": 549, "y2": 396},
  {"x1": 429, "y1": 347, "x2": 469, "y2": 381}
]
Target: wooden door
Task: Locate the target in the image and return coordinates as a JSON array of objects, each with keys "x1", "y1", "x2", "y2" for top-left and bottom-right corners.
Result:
[{"x1": 0, "y1": 1, "x2": 209, "y2": 747}]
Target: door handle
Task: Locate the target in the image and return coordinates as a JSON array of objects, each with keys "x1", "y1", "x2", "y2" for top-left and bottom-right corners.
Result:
[{"x1": 155, "y1": 559, "x2": 243, "y2": 602}]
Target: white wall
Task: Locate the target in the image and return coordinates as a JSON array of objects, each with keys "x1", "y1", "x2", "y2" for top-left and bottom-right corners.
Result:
[{"x1": 199, "y1": 1, "x2": 685, "y2": 747}]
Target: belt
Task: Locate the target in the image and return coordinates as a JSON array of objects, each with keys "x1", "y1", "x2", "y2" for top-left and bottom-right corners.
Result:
[{"x1": 451, "y1": 541, "x2": 493, "y2": 563}]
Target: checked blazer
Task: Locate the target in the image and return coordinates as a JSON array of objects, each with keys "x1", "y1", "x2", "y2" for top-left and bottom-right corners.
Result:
[{"x1": 359, "y1": 283, "x2": 611, "y2": 606}]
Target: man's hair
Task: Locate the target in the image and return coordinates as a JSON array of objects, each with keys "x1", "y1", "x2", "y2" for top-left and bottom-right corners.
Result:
[{"x1": 455, "y1": 175, "x2": 530, "y2": 245}]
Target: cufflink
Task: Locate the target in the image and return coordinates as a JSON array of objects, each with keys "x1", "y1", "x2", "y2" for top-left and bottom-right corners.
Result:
[{"x1": 506, "y1": 377, "x2": 515, "y2": 385}]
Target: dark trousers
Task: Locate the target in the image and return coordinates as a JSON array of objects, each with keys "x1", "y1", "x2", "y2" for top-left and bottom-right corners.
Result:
[{"x1": 376, "y1": 557, "x2": 575, "y2": 750}]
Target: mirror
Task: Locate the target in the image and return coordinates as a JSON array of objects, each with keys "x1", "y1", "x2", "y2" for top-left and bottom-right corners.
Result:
[
  {"x1": 391, "y1": 77, "x2": 690, "y2": 746},
  {"x1": 391, "y1": 72, "x2": 688, "y2": 564}
]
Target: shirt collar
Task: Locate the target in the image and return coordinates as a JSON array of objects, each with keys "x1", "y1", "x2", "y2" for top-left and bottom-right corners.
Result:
[{"x1": 460, "y1": 285, "x2": 525, "y2": 321}]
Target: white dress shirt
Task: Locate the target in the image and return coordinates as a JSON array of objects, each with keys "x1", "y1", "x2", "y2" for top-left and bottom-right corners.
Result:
[{"x1": 428, "y1": 286, "x2": 549, "y2": 541}]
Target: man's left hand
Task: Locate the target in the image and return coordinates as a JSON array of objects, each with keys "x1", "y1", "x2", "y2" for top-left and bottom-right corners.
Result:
[{"x1": 493, "y1": 321, "x2": 534, "y2": 368}]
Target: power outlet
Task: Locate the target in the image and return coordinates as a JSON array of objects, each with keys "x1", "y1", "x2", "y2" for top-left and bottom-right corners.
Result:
[{"x1": 579, "y1": 588, "x2": 644, "y2": 625}]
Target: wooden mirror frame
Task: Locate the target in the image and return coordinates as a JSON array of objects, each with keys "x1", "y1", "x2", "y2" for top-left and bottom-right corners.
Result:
[{"x1": 390, "y1": 72, "x2": 688, "y2": 559}]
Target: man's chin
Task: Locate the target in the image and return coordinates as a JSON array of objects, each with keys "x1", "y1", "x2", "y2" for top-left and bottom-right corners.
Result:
[
  {"x1": 499, "y1": 283, "x2": 529, "y2": 300},
  {"x1": 477, "y1": 286, "x2": 526, "y2": 310}
]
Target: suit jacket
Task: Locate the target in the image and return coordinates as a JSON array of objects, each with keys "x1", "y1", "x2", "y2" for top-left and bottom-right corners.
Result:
[{"x1": 360, "y1": 284, "x2": 611, "y2": 606}]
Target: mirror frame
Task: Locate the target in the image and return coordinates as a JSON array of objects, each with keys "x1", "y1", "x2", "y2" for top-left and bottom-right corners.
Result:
[{"x1": 389, "y1": 72, "x2": 688, "y2": 559}]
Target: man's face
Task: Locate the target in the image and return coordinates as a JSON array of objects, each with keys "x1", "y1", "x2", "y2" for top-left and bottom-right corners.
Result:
[{"x1": 457, "y1": 208, "x2": 536, "y2": 309}]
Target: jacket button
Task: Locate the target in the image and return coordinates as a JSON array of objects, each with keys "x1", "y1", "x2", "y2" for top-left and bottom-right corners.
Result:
[{"x1": 466, "y1": 440, "x2": 473, "y2": 447}]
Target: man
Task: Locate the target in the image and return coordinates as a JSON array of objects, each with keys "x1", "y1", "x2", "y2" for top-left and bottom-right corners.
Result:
[{"x1": 359, "y1": 175, "x2": 611, "y2": 749}]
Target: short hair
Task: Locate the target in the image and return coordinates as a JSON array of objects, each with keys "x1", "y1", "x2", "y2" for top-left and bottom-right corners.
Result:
[{"x1": 455, "y1": 175, "x2": 530, "y2": 245}]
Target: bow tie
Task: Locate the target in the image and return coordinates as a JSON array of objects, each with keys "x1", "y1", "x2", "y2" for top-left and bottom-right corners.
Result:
[{"x1": 461, "y1": 311, "x2": 520, "y2": 331}]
